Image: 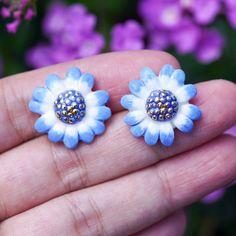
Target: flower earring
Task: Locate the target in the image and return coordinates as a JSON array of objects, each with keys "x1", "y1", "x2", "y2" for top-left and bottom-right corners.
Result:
[
  {"x1": 29, "y1": 67, "x2": 111, "y2": 149},
  {"x1": 121, "y1": 64, "x2": 201, "y2": 147}
]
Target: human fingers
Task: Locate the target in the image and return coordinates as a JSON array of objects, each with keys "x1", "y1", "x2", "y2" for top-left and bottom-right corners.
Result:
[
  {"x1": 0, "y1": 135, "x2": 235, "y2": 235},
  {"x1": 133, "y1": 210, "x2": 186, "y2": 236},
  {"x1": 0, "y1": 50, "x2": 178, "y2": 152},
  {"x1": 0, "y1": 80, "x2": 235, "y2": 220}
]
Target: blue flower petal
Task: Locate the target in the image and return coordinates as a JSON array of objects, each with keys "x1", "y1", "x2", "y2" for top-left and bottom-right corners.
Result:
[
  {"x1": 130, "y1": 122, "x2": 147, "y2": 137},
  {"x1": 66, "y1": 67, "x2": 81, "y2": 80},
  {"x1": 176, "y1": 84, "x2": 197, "y2": 103},
  {"x1": 63, "y1": 130, "x2": 79, "y2": 149},
  {"x1": 79, "y1": 127, "x2": 94, "y2": 143},
  {"x1": 34, "y1": 116, "x2": 53, "y2": 133},
  {"x1": 124, "y1": 111, "x2": 145, "y2": 126},
  {"x1": 129, "y1": 80, "x2": 145, "y2": 97},
  {"x1": 173, "y1": 114, "x2": 194, "y2": 133},
  {"x1": 159, "y1": 64, "x2": 175, "y2": 77},
  {"x1": 140, "y1": 67, "x2": 156, "y2": 83},
  {"x1": 32, "y1": 87, "x2": 50, "y2": 102},
  {"x1": 46, "y1": 74, "x2": 62, "y2": 91},
  {"x1": 171, "y1": 69, "x2": 185, "y2": 85},
  {"x1": 144, "y1": 127, "x2": 159, "y2": 145},
  {"x1": 79, "y1": 73, "x2": 94, "y2": 89},
  {"x1": 182, "y1": 104, "x2": 201, "y2": 120},
  {"x1": 120, "y1": 95, "x2": 139, "y2": 110},
  {"x1": 93, "y1": 90, "x2": 109, "y2": 106},
  {"x1": 48, "y1": 125, "x2": 65, "y2": 143},
  {"x1": 160, "y1": 124, "x2": 174, "y2": 147},
  {"x1": 28, "y1": 100, "x2": 44, "y2": 115},
  {"x1": 95, "y1": 106, "x2": 111, "y2": 121},
  {"x1": 90, "y1": 120, "x2": 105, "y2": 135}
]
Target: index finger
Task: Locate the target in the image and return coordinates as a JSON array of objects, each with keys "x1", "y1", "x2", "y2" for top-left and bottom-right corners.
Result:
[{"x1": 0, "y1": 50, "x2": 178, "y2": 152}]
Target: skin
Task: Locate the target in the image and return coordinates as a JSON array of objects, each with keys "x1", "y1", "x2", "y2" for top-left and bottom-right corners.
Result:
[{"x1": 0, "y1": 50, "x2": 235, "y2": 236}]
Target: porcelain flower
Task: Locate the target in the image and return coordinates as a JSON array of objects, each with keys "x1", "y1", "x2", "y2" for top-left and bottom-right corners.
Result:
[
  {"x1": 121, "y1": 64, "x2": 201, "y2": 146},
  {"x1": 29, "y1": 67, "x2": 111, "y2": 149}
]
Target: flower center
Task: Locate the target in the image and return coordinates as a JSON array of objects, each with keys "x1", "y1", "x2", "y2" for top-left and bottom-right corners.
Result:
[
  {"x1": 54, "y1": 90, "x2": 86, "y2": 124},
  {"x1": 145, "y1": 89, "x2": 178, "y2": 121}
]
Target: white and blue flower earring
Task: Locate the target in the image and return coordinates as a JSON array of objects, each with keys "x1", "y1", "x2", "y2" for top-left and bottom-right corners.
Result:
[
  {"x1": 121, "y1": 64, "x2": 201, "y2": 147},
  {"x1": 29, "y1": 67, "x2": 111, "y2": 149}
]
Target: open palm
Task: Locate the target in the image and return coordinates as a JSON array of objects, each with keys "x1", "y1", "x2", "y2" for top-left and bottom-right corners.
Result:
[{"x1": 0, "y1": 51, "x2": 235, "y2": 236}]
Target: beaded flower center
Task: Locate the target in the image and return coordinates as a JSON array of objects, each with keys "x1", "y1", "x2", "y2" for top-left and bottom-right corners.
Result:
[
  {"x1": 145, "y1": 89, "x2": 178, "y2": 121},
  {"x1": 54, "y1": 90, "x2": 86, "y2": 124}
]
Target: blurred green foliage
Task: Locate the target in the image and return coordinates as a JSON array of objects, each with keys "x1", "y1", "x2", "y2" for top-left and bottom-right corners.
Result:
[{"x1": 0, "y1": 1, "x2": 235, "y2": 235}]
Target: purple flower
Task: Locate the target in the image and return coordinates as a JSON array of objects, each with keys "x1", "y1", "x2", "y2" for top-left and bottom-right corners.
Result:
[
  {"x1": 139, "y1": 0, "x2": 182, "y2": 30},
  {"x1": 77, "y1": 33, "x2": 104, "y2": 57},
  {"x1": 224, "y1": 0, "x2": 236, "y2": 28},
  {"x1": 195, "y1": 29, "x2": 224, "y2": 64},
  {"x1": 25, "y1": 7, "x2": 34, "y2": 20},
  {"x1": 110, "y1": 20, "x2": 145, "y2": 51},
  {"x1": 202, "y1": 189, "x2": 225, "y2": 204},
  {"x1": 148, "y1": 29, "x2": 171, "y2": 50},
  {"x1": 26, "y1": 44, "x2": 56, "y2": 68},
  {"x1": 225, "y1": 125, "x2": 236, "y2": 137},
  {"x1": 1, "y1": 7, "x2": 10, "y2": 18},
  {"x1": 180, "y1": 0, "x2": 194, "y2": 10},
  {"x1": 171, "y1": 17, "x2": 201, "y2": 54},
  {"x1": 27, "y1": 3, "x2": 104, "y2": 68},
  {"x1": 224, "y1": 0, "x2": 236, "y2": 9},
  {"x1": 0, "y1": 0, "x2": 35, "y2": 33},
  {"x1": 191, "y1": 0, "x2": 220, "y2": 25},
  {"x1": 6, "y1": 19, "x2": 20, "y2": 33}
]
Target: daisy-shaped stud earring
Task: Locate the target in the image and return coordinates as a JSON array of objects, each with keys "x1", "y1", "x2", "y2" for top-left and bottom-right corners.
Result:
[
  {"x1": 121, "y1": 64, "x2": 201, "y2": 147},
  {"x1": 29, "y1": 67, "x2": 111, "y2": 149}
]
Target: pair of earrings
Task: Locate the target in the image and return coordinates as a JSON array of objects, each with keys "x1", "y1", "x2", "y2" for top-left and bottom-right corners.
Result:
[{"x1": 29, "y1": 64, "x2": 201, "y2": 149}]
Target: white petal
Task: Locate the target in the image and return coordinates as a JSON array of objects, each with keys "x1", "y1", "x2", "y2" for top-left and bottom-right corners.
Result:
[
  {"x1": 175, "y1": 84, "x2": 197, "y2": 103},
  {"x1": 46, "y1": 74, "x2": 65, "y2": 96}
]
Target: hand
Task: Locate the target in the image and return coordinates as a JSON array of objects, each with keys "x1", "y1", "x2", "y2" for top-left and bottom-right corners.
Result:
[{"x1": 0, "y1": 51, "x2": 235, "y2": 236}]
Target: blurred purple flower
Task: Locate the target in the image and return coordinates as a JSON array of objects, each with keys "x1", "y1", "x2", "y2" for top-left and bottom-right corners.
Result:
[
  {"x1": 0, "y1": 0, "x2": 35, "y2": 33},
  {"x1": 225, "y1": 9, "x2": 236, "y2": 29},
  {"x1": 195, "y1": 29, "x2": 224, "y2": 64},
  {"x1": 6, "y1": 19, "x2": 20, "y2": 33},
  {"x1": 225, "y1": 124, "x2": 236, "y2": 137},
  {"x1": 202, "y1": 189, "x2": 225, "y2": 204},
  {"x1": 180, "y1": 0, "x2": 194, "y2": 10},
  {"x1": 139, "y1": 0, "x2": 182, "y2": 30},
  {"x1": 148, "y1": 29, "x2": 171, "y2": 50},
  {"x1": 224, "y1": 0, "x2": 236, "y2": 28},
  {"x1": 138, "y1": 0, "x2": 227, "y2": 64},
  {"x1": 25, "y1": 7, "x2": 34, "y2": 20},
  {"x1": 171, "y1": 17, "x2": 201, "y2": 54},
  {"x1": 110, "y1": 20, "x2": 145, "y2": 51},
  {"x1": 191, "y1": 0, "x2": 220, "y2": 25},
  {"x1": 224, "y1": 0, "x2": 236, "y2": 9},
  {"x1": 27, "y1": 3, "x2": 104, "y2": 68},
  {"x1": 1, "y1": 7, "x2": 10, "y2": 18}
]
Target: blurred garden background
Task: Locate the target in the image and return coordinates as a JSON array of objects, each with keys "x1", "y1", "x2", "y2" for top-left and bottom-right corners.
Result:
[{"x1": 0, "y1": 0, "x2": 236, "y2": 235}]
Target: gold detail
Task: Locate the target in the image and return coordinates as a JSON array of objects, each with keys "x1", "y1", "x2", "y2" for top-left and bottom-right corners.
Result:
[{"x1": 165, "y1": 114, "x2": 170, "y2": 119}]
